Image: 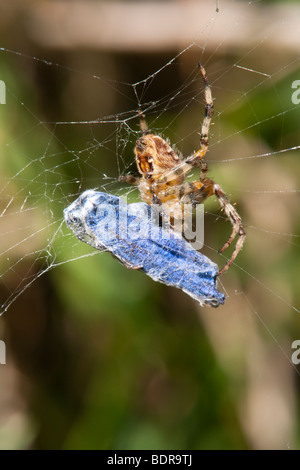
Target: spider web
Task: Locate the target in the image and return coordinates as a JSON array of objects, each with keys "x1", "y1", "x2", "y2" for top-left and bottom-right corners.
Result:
[{"x1": 0, "y1": 2, "x2": 300, "y2": 449}]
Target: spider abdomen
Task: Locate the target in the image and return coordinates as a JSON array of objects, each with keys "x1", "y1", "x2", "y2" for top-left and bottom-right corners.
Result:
[{"x1": 135, "y1": 134, "x2": 182, "y2": 179}]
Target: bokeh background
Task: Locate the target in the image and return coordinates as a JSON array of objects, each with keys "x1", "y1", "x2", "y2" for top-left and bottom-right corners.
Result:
[{"x1": 0, "y1": 0, "x2": 299, "y2": 450}]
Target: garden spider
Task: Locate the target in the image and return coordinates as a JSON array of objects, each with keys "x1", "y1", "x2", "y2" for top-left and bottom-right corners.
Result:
[{"x1": 120, "y1": 64, "x2": 246, "y2": 275}]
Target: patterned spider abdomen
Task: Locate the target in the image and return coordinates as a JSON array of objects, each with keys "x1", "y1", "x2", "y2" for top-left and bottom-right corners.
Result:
[
  {"x1": 135, "y1": 134, "x2": 182, "y2": 179},
  {"x1": 64, "y1": 190, "x2": 225, "y2": 308}
]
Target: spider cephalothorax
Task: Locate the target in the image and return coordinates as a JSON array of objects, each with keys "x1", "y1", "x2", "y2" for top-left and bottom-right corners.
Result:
[{"x1": 120, "y1": 65, "x2": 246, "y2": 275}]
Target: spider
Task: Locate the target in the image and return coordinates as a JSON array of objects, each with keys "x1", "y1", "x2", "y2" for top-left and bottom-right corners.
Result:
[{"x1": 120, "y1": 64, "x2": 246, "y2": 275}]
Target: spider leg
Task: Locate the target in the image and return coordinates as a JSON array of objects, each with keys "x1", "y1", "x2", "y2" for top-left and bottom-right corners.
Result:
[
  {"x1": 156, "y1": 178, "x2": 213, "y2": 203},
  {"x1": 150, "y1": 159, "x2": 208, "y2": 187},
  {"x1": 186, "y1": 64, "x2": 213, "y2": 166},
  {"x1": 213, "y1": 183, "x2": 246, "y2": 275},
  {"x1": 151, "y1": 64, "x2": 213, "y2": 186}
]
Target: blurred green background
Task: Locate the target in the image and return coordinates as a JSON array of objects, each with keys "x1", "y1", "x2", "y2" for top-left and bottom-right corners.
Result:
[{"x1": 0, "y1": 0, "x2": 299, "y2": 450}]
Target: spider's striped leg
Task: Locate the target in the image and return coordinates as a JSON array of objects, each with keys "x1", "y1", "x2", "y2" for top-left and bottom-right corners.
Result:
[
  {"x1": 156, "y1": 178, "x2": 214, "y2": 203},
  {"x1": 213, "y1": 184, "x2": 246, "y2": 275},
  {"x1": 151, "y1": 158, "x2": 209, "y2": 187},
  {"x1": 199, "y1": 160, "x2": 209, "y2": 182},
  {"x1": 152, "y1": 64, "x2": 213, "y2": 187},
  {"x1": 186, "y1": 64, "x2": 214, "y2": 167}
]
